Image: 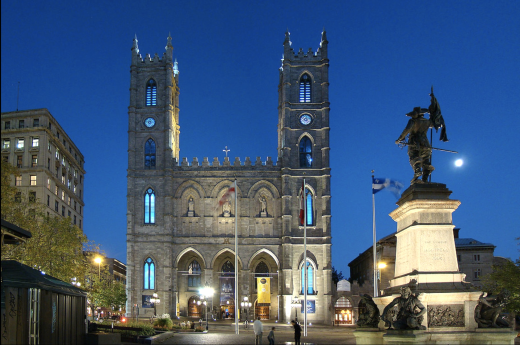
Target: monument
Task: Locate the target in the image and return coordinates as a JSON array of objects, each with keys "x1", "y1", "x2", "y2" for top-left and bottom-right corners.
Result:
[{"x1": 354, "y1": 89, "x2": 516, "y2": 344}]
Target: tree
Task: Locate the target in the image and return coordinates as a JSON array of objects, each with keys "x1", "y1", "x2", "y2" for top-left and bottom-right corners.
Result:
[
  {"x1": 482, "y1": 238, "x2": 520, "y2": 314},
  {"x1": 1, "y1": 160, "x2": 96, "y2": 284},
  {"x1": 332, "y1": 266, "x2": 344, "y2": 285}
]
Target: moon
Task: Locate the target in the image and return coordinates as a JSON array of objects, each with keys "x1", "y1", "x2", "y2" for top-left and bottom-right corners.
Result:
[{"x1": 455, "y1": 159, "x2": 463, "y2": 167}]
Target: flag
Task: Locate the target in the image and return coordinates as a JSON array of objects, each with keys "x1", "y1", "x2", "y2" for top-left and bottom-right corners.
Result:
[
  {"x1": 217, "y1": 184, "x2": 235, "y2": 209},
  {"x1": 299, "y1": 181, "x2": 305, "y2": 226},
  {"x1": 372, "y1": 177, "x2": 403, "y2": 198}
]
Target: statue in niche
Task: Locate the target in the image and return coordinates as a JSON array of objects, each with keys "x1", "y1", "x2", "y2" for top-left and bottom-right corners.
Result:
[
  {"x1": 474, "y1": 291, "x2": 510, "y2": 328},
  {"x1": 381, "y1": 286, "x2": 426, "y2": 330},
  {"x1": 356, "y1": 294, "x2": 380, "y2": 328},
  {"x1": 188, "y1": 197, "x2": 194, "y2": 217},
  {"x1": 223, "y1": 201, "x2": 231, "y2": 217},
  {"x1": 259, "y1": 196, "x2": 267, "y2": 217},
  {"x1": 395, "y1": 88, "x2": 449, "y2": 185}
]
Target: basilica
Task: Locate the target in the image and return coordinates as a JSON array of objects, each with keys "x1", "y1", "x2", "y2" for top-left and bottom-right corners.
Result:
[{"x1": 126, "y1": 31, "x2": 332, "y2": 323}]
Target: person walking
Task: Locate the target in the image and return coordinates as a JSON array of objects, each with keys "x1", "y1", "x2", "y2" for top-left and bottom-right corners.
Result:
[
  {"x1": 267, "y1": 326, "x2": 275, "y2": 345},
  {"x1": 291, "y1": 320, "x2": 302, "y2": 345},
  {"x1": 253, "y1": 317, "x2": 263, "y2": 345}
]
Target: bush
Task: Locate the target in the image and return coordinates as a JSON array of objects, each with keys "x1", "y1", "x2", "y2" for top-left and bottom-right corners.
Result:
[
  {"x1": 153, "y1": 315, "x2": 173, "y2": 329},
  {"x1": 195, "y1": 326, "x2": 205, "y2": 332},
  {"x1": 115, "y1": 321, "x2": 155, "y2": 337}
]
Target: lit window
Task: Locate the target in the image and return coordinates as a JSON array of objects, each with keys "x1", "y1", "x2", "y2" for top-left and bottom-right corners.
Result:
[
  {"x1": 145, "y1": 139, "x2": 156, "y2": 169},
  {"x1": 301, "y1": 260, "x2": 315, "y2": 294},
  {"x1": 47, "y1": 178, "x2": 50, "y2": 189},
  {"x1": 56, "y1": 149, "x2": 59, "y2": 159},
  {"x1": 188, "y1": 260, "x2": 201, "y2": 287},
  {"x1": 144, "y1": 257, "x2": 155, "y2": 290},
  {"x1": 301, "y1": 187, "x2": 314, "y2": 226},
  {"x1": 32, "y1": 137, "x2": 39, "y2": 147},
  {"x1": 146, "y1": 79, "x2": 157, "y2": 106},
  {"x1": 55, "y1": 186, "x2": 58, "y2": 195},
  {"x1": 32, "y1": 155, "x2": 37, "y2": 167},
  {"x1": 299, "y1": 74, "x2": 311, "y2": 103},
  {"x1": 61, "y1": 190, "x2": 65, "y2": 200},
  {"x1": 30, "y1": 175, "x2": 37, "y2": 186},
  {"x1": 15, "y1": 175, "x2": 22, "y2": 186},
  {"x1": 17, "y1": 138, "x2": 24, "y2": 149},
  {"x1": 144, "y1": 188, "x2": 156, "y2": 224},
  {"x1": 299, "y1": 136, "x2": 312, "y2": 167},
  {"x1": 16, "y1": 155, "x2": 22, "y2": 168},
  {"x1": 2, "y1": 139, "x2": 10, "y2": 149}
]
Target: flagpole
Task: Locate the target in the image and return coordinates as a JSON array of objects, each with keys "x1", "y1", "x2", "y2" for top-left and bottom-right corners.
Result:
[
  {"x1": 303, "y1": 177, "x2": 307, "y2": 337},
  {"x1": 234, "y1": 177, "x2": 239, "y2": 334},
  {"x1": 372, "y1": 172, "x2": 377, "y2": 297}
]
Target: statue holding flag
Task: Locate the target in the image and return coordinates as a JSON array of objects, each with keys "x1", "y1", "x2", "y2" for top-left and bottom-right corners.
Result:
[{"x1": 395, "y1": 87, "x2": 449, "y2": 184}]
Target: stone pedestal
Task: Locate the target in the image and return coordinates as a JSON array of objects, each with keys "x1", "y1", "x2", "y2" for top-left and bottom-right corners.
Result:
[
  {"x1": 383, "y1": 330, "x2": 428, "y2": 344},
  {"x1": 353, "y1": 328, "x2": 385, "y2": 344}
]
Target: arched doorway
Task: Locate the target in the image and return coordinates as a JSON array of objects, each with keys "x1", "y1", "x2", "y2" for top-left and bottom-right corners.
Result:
[
  {"x1": 254, "y1": 262, "x2": 270, "y2": 320},
  {"x1": 334, "y1": 297, "x2": 353, "y2": 325},
  {"x1": 219, "y1": 260, "x2": 235, "y2": 319},
  {"x1": 188, "y1": 295, "x2": 202, "y2": 318}
]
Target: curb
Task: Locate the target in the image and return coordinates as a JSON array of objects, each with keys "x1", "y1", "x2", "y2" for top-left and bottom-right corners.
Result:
[{"x1": 143, "y1": 331, "x2": 175, "y2": 344}]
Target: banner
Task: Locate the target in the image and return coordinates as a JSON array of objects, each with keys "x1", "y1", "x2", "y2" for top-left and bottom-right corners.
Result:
[{"x1": 257, "y1": 277, "x2": 271, "y2": 304}]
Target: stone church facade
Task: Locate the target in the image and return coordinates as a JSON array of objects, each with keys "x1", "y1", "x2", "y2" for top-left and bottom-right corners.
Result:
[{"x1": 126, "y1": 32, "x2": 332, "y2": 323}]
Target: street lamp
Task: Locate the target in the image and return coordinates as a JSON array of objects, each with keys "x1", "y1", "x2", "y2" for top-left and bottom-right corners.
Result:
[
  {"x1": 94, "y1": 257, "x2": 102, "y2": 280},
  {"x1": 199, "y1": 283, "x2": 214, "y2": 331},
  {"x1": 290, "y1": 297, "x2": 302, "y2": 323},
  {"x1": 150, "y1": 292, "x2": 160, "y2": 317},
  {"x1": 377, "y1": 262, "x2": 387, "y2": 296},
  {"x1": 241, "y1": 296, "x2": 252, "y2": 327}
]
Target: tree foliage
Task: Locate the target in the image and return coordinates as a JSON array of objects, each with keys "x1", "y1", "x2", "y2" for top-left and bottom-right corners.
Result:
[
  {"x1": 332, "y1": 266, "x2": 344, "y2": 285},
  {"x1": 1, "y1": 160, "x2": 96, "y2": 284},
  {"x1": 482, "y1": 238, "x2": 520, "y2": 314}
]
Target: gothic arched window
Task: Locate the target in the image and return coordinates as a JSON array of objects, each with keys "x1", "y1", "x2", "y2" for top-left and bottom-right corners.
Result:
[
  {"x1": 144, "y1": 188, "x2": 155, "y2": 224},
  {"x1": 145, "y1": 139, "x2": 156, "y2": 169},
  {"x1": 301, "y1": 187, "x2": 314, "y2": 226},
  {"x1": 301, "y1": 260, "x2": 315, "y2": 294},
  {"x1": 299, "y1": 74, "x2": 311, "y2": 103},
  {"x1": 146, "y1": 79, "x2": 157, "y2": 106},
  {"x1": 144, "y1": 257, "x2": 155, "y2": 290},
  {"x1": 299, "y1": 137, "x2": 312, "y2": 168},
  {"x1": 254, "y1": 261, "x2": 269, "y2": 289},
  {"x1": 188, "y1": 260, "x2": 201, "y2": 287}
]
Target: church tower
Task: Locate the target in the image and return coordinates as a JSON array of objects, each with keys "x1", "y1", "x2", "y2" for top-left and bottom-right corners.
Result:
[
  {"x1": 126, "y1": 34, "x2": 180, "y2": 313},
  {"x1": 278, "y1": 31, "x2": 332, "y2": 321}
]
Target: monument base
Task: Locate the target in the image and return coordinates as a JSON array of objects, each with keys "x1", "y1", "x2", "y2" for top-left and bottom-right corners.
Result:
[{"x1": 353, "y1": 328, "x2": 385, "y2": 345}]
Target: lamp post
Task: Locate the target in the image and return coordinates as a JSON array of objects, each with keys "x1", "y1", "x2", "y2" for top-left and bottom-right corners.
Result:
[
  {"x1": 94, "y1": 257, "x2": 102, "y2": 280},
  {"x1": 199, "y1": 283, "x2": 214, "y2": 331},
  {"x1": 290, "y1": 297, "x2": 301, "y2": 323},
  {"x1": 241, "y1": 296, "x2": 252, "y2": 327},
  {"x1": 377, "y1": 262, "x2": 387, "y2": 296},
  {"x1": 150, "y1": 292, "x2": 160, "y2": 317}
]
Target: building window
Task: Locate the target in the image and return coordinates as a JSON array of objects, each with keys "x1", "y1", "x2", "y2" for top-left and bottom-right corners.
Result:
[
  {"x1": 55, "y1": 201, "x2": 59, "y2": 212},
  {"x1": 79, "y1": 219, "x2": 81, "y2": 229},
  {"x1": 144, "y1": 188, "x2": 155, "y2": 224},
  {"x1": 61, "y1": 190, "x2": 65, "y2": 200},
  {"x1": 145, "y1": 139, "x2": 156, "y2": 169},
  {"x1": 144, "y1": 257, "x2": 155, "y2": 290},
  {"x1": 62, "y1": 206, "x2": 65, "y2": 216},
  {"x1": 474, "y1": 269, "x2": 481, "y2": 280},
  {"x1": 146, "y1": 79, "x2": 157, "y2": 106},
  {"x1": 47, "y1": 195, "x2": 50, "y2": 206},
  {"x1": 32, "y1": 137, "x2": 39, "y2": 147},
  {"x1": 188, "y1": 260, "x2": 201, "y2": 287},
  {"x1": 30, "y1": 175, "x2": 37, "y2": 186},
  {"x1": 15, "y1": 175, "x2": 22, "y2": 186},
  {"x1": 254, "y1": 261, "x2": 269, "y2": 289},
  {"x1": 68, "y1": 210, "x2": 71, "y2": 218},
  {"x1": 15, "y1": 192, "x2": 21, "y2": 203},
  {"x1": 5, "y1": 121, "x2": 10, "y2": 129},
  {"x1": 55, "y1": 186, "x2": 58, "y2": 195},
  {"x1": 301, "y1": 260, "x2": 315, "y2": 294},
  {"x1": 73, "y1": 215, "x2": 77, "y2": 225},
  {"x1": 19, "y1": 120, "x2": 24, "y2": 129},
  {"x1": 474, "y1": 254, "x2": 480, "y2": 262},
  {"x1": 17, "y1": 138, "x2": 24, "y2": 150},
  {"x1": 47, "y1": 158, "x2": 51, "y2": 169},
  {"x1": 32, "y1": 155, "x2": 38, "y2": 167},
  {"x1": 457, "y1": 254, "x2": 461, "y2": 262},
  {"x1": 33, "y1": 119, "x2": 39, "y2": 127},
  {"x1": 299, "y1": 136, "x2": 313, "y2": 167},
  {"x1": 29, "y1": 191, "x2": 36, "y2": 202},
  {"x1": 16, "y1": 155, "x2": 22, "y2": 168},
  {"x1": 300, "y1": 187, "x2": 314, "y2": 226},
  {"x1": 299, "y1": 74, "x2": 311, "y2": 103},
  {"x1": 2, "y1": 139, "x2": 10, "y2": 149}
]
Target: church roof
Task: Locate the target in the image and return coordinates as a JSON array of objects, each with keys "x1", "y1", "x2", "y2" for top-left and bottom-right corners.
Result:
[{"x1": 455, "y1": 238, "x2": 495, "y2": 248}]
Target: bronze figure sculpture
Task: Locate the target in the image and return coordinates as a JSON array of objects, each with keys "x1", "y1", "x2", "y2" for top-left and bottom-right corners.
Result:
[
  {"x1": 395, "y1": 88, "x2": 449, "y2": 184},
  {"x1": 381, "y1": 286, "x2": 426, "y2": 330},
  {"x1": 474, "y1": 291, "x2": 511, "y2": 328},
  {"x1": 356, "y1": 294, "x2": 380, "y2": 328}
]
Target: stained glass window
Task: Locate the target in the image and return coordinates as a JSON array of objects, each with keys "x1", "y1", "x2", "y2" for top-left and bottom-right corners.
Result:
[
  {"x1": 144, "y1": 188, "x2": 155, "y2": 224},
  {"x1": 299, "y1": 74, "x2": 311, "y2": 102},
  {"x1": 299, "y1": 137, "x2": 312, "y2": 168},
  {"x1": 145, "y1": 139, "x2": 156, "y2": 169},
  {"x1": 144, "y1": 257, "x2": 155, "y2": 290},
  {"x1": 146, "y1": 79, "x2": 157, "y2": 106},
  {"x1": 301, "y1": 261, "x2": 314, "y2": 294}
]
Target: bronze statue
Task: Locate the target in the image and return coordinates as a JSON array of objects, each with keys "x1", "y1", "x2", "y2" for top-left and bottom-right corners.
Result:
[
  {"x1": 395, "y1": 88, "x2": 449, "y2": 184},
  {"x1": 474, "y1": 291, "x2": 510, "y2": 328},
  {"x1": 381, "y1": 286, "x2": 426, "y2": 330},
  {"x1": 356, "y1": 294, "x2": 380, "y2": 328}
]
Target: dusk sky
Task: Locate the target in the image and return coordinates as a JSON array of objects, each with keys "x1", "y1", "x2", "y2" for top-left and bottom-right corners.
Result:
[{"x1": 2, "y1": 1, "x2": 519, "y2": 278}]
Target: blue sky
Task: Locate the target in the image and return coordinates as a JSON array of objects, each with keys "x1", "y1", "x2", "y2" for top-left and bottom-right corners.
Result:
[{"x1": 2, "y1": 0, "x2": 519, "y2": 278}]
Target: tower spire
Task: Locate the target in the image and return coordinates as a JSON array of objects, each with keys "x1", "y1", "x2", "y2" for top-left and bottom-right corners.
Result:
[{"x1": 132, "y1": 34, "x2": 139, "y2": 53}]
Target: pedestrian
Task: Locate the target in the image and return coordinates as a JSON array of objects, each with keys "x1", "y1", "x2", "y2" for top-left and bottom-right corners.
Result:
[
  {"x1": 253, "y1": 317, "x2": 263, "y2": 345},
  {"x1": 267, "y1": 326, "x2": 275, "y2": 345},
  {"x1": 291, "y1": 320, "x2": 301, "y2": 345}
]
